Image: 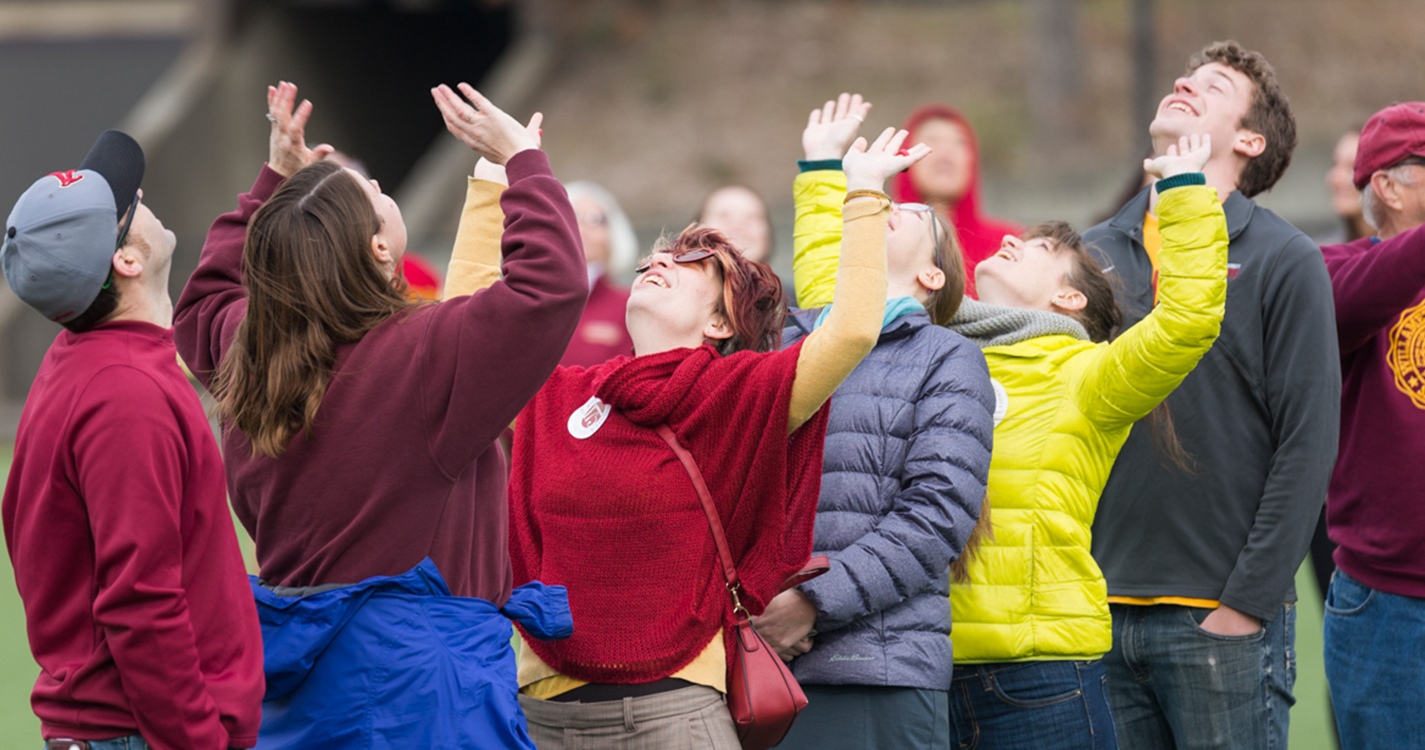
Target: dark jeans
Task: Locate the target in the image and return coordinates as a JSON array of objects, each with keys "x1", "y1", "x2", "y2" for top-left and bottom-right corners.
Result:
[
  {"x1": 1323, "y1": 570, "x2": 1425, "y2": 749},
  {"x1": 42, "y1": 735, "x2": 240, "y2": 749},
  {"x1": 776, "y1": 685, "x2": 949, "y2": 750},
  {"x1": 43, "y1": 739, "x2": 149, "y2": 750},
  {"x1": 950, "y1": 660, "x2": 1118, "y2": 750},
  {"x1": 1105, "y1": 603, "x2": 1295, "y2": 750}
]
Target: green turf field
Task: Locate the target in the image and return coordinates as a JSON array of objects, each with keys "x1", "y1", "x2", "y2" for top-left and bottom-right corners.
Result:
[{"x1": 0, "y1": 442, "x2": 1338, "y2": 748}]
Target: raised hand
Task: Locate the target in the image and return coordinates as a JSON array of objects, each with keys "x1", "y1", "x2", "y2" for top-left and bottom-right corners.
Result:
[
  {"x1": 1144, "y1": 134, "x2": 1212, "y2": 181},
  {"x1": 267, "y1": 81, "x2": 335, "y2": 178},
  {"x1": 842, "y1": 127, "x2": 932, "y2": 193},
  {"x1": 803, "y1": 92, "x2": 872, "y2": 161},
  {"x1": 432, "y1": 83, "x2": 541, "y2": 166}
]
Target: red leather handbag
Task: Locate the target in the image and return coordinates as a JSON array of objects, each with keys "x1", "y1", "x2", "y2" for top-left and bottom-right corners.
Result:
[{"x1": 655, "y1": 424, "x2": 828, "y2": 750}]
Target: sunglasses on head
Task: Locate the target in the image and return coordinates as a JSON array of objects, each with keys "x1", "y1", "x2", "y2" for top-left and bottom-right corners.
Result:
[{"x1": 634, "y1": 248, "x2": 718, "y2": 275}]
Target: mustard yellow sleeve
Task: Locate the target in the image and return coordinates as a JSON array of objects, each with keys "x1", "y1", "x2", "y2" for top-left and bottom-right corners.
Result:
[
  {"x1": 792, "y1": 170, "x2": 850, "y2": 309},
  {"x1": 441, "y1": 178, "x2": 507, "y2": 300},
  {"x1": 786, "y1": 196, "x2": 890, "y2": 433},
  {"x1": 1072, "y1": 185, "x2": 1228, "y2": 429}
]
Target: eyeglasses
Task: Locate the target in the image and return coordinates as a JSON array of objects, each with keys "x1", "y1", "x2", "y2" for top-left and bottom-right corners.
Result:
[
  {"x1": 633, "y1": 248, "x2": 717, "y2": 275},
  {"x1": 577, "y1": 210, "x2": 608, "y2": 228},
  {"x1": 894, "y1": 202, "x2": 945, "y2": 270},
  {"x1": 1393, "y1": 156, "x2": 1425, "y2": 170}
]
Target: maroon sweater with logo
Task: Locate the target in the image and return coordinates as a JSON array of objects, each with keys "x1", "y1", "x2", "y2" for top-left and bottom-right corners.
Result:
[
  {"x1": 173, "y1": 150, "x2": 586, "y2": 603},
  {"x1": 1321, "y1": 224, "x2": 1425, "y2": 598},
  {"x1": 3, "y1": 321, "x2": 264, "y2": 749}
]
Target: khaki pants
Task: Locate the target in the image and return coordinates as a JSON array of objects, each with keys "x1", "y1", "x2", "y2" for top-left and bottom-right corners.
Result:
[{"x1": 519, "y1": 685, "x2": 739, "y2": 750}]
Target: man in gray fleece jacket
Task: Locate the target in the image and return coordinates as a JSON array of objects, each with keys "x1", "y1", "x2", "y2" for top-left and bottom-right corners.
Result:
[{"x1": 1085, "y1": 41, "x2": 1340, "y2": 750}]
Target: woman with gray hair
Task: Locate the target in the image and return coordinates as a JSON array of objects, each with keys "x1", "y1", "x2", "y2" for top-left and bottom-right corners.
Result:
[{"x1": 563, "y1": 181, "x2": 638, "y2": 367}]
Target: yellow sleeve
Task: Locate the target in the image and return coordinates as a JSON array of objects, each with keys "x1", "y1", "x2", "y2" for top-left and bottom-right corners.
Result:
[
  {"x1": 786, "y1": 196, "x2": 889, "y2": 433},
  {"x1": 441, "y1": 178, "x2": 507, "y2": 300},
  {"x1": 1072, "y1": 185, "x2": 1229, "y2": 429},
  {"x1": 792, "y1": 169, "x2": 850, "y2": 309}
]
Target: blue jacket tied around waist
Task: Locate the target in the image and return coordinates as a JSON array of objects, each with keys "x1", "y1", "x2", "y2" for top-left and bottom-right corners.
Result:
[{"x1": 251, "y1": 558, "x2": 572, "y2": 749}]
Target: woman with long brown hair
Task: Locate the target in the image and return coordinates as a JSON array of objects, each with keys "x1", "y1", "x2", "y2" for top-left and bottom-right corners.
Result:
[
  {"x1": 442, "y1": 116, "x2": 929, "y2": 748},
  {"x1": 173, "y1": 81, "x2": 587, "y2": 749}
]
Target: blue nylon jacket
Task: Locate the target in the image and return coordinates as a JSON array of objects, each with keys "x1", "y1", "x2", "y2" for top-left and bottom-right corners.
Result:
[
  {"x1": 782, "y1": 308, "x2": 994, "y2": 690},
  {"x1": 252, "y1": 558, "x2": 572, "y2": 749}
]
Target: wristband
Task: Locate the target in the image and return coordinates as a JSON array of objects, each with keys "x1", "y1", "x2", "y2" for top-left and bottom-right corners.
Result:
[
  {"x1": 1155, "y1": 172, "x2": 1207, "y2": 193},
  {"x1": 844, "y1": 189, "x2": 890, "y2": 205},
  {"x1": 798, "y1": 158, "x2": 843, "y2": 173}
]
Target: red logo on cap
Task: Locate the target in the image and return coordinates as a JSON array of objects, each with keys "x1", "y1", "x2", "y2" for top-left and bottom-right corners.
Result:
[{"x1": 48, "y1": 170, "x2": 84, "y2": 188}]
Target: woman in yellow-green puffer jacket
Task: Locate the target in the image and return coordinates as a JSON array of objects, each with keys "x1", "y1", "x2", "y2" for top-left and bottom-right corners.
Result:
[{"x1": 792, "y1": 133, "x2": 1227, "y2": 750}]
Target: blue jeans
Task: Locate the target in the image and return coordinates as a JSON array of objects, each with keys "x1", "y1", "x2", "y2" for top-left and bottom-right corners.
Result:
[
  {"x1": 42, "y1": 735, "x2": 241, "y2": 749},
  {"x1": 1323, "y1": 570, "x2": 1425, "y2": 749},
  {"x1": 1104, "y1": 603, "x2": 1295, "y2": 750},
  {"x1": 43, "y1": 738, "x2": 149, "y2": 750},
  {"x1": 950, "y1": 660, "x2": 1119, "y2": 750}
]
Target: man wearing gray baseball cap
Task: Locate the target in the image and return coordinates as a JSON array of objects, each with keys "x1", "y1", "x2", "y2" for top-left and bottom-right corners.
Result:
[{"x1": 1, "y1": 130, "x2": 263, "y2": 750}]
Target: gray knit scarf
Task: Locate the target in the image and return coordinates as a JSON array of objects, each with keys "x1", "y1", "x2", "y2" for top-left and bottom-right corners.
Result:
[{"x1": 947, "y1": 298, "x2": 1089, "y2": 349}]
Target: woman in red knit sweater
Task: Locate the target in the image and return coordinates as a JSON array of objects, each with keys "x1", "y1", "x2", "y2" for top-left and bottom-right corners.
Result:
[{"x1": 441, "y1": 114, "x2": 931, "y2": 747}]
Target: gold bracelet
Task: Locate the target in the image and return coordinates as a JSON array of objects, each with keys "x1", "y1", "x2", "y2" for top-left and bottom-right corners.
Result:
[{"x1": 843, "y1": 189, "x2": 890, "y2": 205}]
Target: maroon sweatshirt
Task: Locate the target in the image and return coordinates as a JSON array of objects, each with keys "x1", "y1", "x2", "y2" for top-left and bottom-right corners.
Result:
[
  {"x1": 1322, "y1": 224, "x2": 1425, "y2": 598},
  {"x1": 3, "y1": 321, "x2": 264, "y2": 749},
  {"x1": 173, "y1": 150, "x2": 586, "y2": 604}
]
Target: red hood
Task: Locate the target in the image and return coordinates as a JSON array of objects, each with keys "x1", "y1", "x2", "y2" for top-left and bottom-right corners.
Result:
[{"x1": 892, "y1": 104, "x2": 1021, "y2": 298}]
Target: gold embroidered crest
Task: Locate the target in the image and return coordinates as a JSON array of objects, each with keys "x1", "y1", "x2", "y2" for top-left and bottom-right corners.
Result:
[{"x1": 1387, "y1": 299, "x2": 1425, "y2": 410}]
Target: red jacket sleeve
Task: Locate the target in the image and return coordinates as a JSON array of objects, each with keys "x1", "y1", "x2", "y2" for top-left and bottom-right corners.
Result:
[
  {"x1": 73, "y1": 369, "x2": 230, "y2": 750},
  {"x1": 173, "y1": 165, "x2": 285, "y2": 386},
  {"x1": 420, "y1": 150, "x2": 589, "y2": 476},
  {"x1": 1323, "y1": 225, "x2": 1425, "y2": 354}
]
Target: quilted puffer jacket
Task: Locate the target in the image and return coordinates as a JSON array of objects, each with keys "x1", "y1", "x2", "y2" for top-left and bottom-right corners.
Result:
[
  {"x1": 782, "y1": 308, "x2": 994, "y2": 690},
  {"x1": 949, "y1": 180, "x2": 1229, "y2": 662},
  {"x1": 786, "y1": 167, "x2": 995, "y2": 690}
]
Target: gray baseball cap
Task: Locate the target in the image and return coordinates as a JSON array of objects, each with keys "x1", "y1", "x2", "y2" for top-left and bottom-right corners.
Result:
[{"x1": 1, "y1": 130, "x2": 145, "y2": 323}]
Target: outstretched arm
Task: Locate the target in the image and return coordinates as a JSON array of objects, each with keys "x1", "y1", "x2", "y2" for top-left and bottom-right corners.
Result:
[
  {"x1": 174, "y1": 82, "x2": 333, "y2": 383},
  {"x1": 419, "y1": 84, "x2": 587, "y2": 473},
  {"x1": 793, "y1": 93, "x2": 871, "y2": 308},
  {"x1": 1323, "y1": 223, "x2": 1425, "y2": 354},
  {"x1": 433, "y1": 84, "x2": 547, "y2": 300},
  {"x1": 783, "y1": 126, "x2": 928, "y2": 435},
  {"x1": 441, "y1": 161, "x2": 511, "y2": 300},
  {"x1": 1075, "y1": 135, "x2": 1228, "y2": 430}
]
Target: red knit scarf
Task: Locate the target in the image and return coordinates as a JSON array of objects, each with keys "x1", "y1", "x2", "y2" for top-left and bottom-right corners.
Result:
[{"x1": 508, "y1": 343, "x2": 830, "y2": 684}]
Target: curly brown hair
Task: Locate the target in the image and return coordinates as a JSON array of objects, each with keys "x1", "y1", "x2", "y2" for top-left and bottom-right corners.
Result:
[{"x1": 1188, "y1": 40, "x2": 1297, "y2": 198}]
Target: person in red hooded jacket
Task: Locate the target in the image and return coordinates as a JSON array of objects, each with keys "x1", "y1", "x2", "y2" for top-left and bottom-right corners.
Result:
[{"x1": 891, "y1": 105, "x2": 1022, "y2": 299}]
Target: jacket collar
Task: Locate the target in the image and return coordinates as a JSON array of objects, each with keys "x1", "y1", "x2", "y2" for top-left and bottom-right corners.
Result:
[
  {"x1": 786, "y1": 306, "x2": 928, "y2": 344},
  {"x1": 1106, "y1": 185, "x2": 1256, "y2": 244}
]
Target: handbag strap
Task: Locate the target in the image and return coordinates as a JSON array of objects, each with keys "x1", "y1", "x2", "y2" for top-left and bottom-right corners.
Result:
[{"x1": 654, "y1": 424, "x2": 746, "y2": 614}]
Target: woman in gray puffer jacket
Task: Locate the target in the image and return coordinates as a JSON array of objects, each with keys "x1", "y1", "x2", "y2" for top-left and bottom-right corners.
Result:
[{"x1": 752, "y1": 94, "x2": 995, "y2": 749}]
